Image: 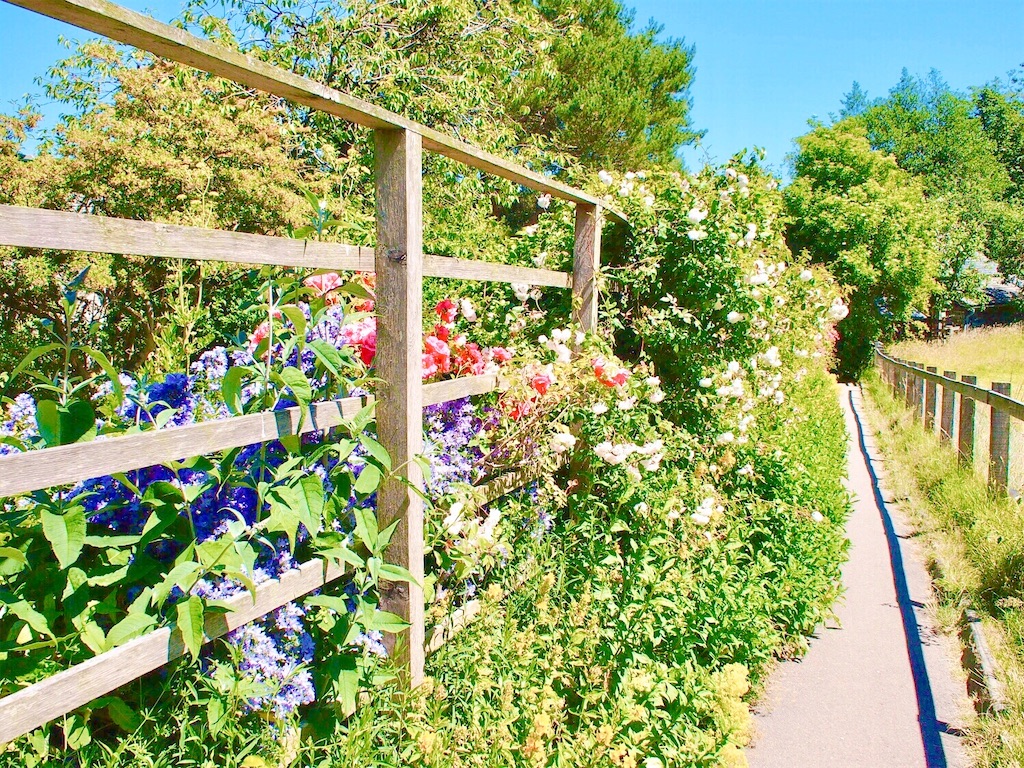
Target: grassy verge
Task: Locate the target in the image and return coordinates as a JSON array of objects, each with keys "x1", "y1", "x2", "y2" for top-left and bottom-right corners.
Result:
[
  {"x1": 892, "y1": 323, "x2": 1024, "y2": 499},
  {"x1": 863, "y1": 370, "x2": 1024, "y2": 767}
]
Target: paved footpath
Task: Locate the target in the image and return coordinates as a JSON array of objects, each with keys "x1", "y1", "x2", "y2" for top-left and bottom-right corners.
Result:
[{"x1": 746, "y1": 384, "x2": 973, "y2": 768}]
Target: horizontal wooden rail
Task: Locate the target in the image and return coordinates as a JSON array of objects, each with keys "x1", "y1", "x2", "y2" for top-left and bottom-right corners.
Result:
[
  {"x1": 0, "y1": 0, "x2": 624, "y2": 223},
  {"x1": 877, "y1": 349, "x2": 1024, "y2": 422},
  {"x1": 0, "y1": 206, "x2": 571, "y2": 289},
  {"x1": 0, "y1": 557, "x2": 348, "y2": 745},
  {"x1": 0, "y1": 374, "x2": 501, "y2": 498}
]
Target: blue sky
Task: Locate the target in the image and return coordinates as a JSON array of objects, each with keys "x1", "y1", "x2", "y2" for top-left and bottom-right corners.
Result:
[{"x1": 1, "y1": 0, "x2": 1022, "y2": 177}]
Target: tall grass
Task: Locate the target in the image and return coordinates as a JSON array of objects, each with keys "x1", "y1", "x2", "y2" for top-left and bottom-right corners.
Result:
[
  {"x1": 864, "y1": 372, "x2": 1024, "y2": 767},
  {"x1": 892, "y1": 325, "x2": 1024, "y2": 492}
]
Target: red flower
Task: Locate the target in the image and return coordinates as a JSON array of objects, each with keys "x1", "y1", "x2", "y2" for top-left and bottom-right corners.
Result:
[
  {"x1": 593, "y1": 357, "x2": 629, "y2": 388},
  {"x1": 435, "y1": 299, "x2": 457, "y2": 324},
  {"x1": 456, "y1": 343, "x2": 485, "y2": 376},
  {"x1": 530, "y1": 370, "x2": 555, "y2": 396},
  {"x1": 505, "y1": 397, "x2": 534, "y2": 421},
  {"x1": 359, "y1": 334, "x2": 376, "y2": 366},
  {"x1": 434, "y1": 324, "x2": 450, "y2": 342}
]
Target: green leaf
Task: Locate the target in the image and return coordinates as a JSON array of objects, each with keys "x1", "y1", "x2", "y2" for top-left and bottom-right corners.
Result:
[
  {"x1": 277, "y1": 366, "x2": 312, "y2": 411},
  {"x1": 176, "y1": 596, "x2": 205, "y2": 660},
  {"x1": 221, "y1": 366, "x2": 249, "y2": 415},
  {"x1": 64, "y1": 714, "x2": 91, "y2": 751},
  {"x1": 280, "y1": 305, "x2": 307, "y2": 342},
  {"x1": 41, "y1": 506, "x2": 86, "y2": 569},
  {"x1": 362, "y1": 610, "x2": 409, "y2": 633},
  {"x1": 267, "y1": 476, "x2": 324, "y2": 550},
  {"x1": 333, "y1": 655, "x2": 360, "y2": 716},
  {"x1": 99, "y1": 697, "x2": 143, "y2": 733},
  {"x1": 358, "y1": 435, "x2": 392, "y2": 471},
  {"x1": 304, "y1": 594, "x2": 352, "y2": 613},
  {"x1": 309, "y1": 340, "x2": 345, "y2": 377},
  {"x1": 104, "y1": 612, "x2": 157, "y2": 650},
  {"x1": 35, "y1": 399, "x2": 97, "y2": 447},
  {"x1": 353, "y1": 505, "x2": 379, "y2": 551},
  {"x1": 3, "y1": 342, "x2": 62, "y2": 393},
  {"x1": 0, "y1": 546, "x2": 28, "y2": 576},
  {"x1": 81, "y1": 346, "x2": 123, "y2": 403},
  {"x1": 207, "y1": 697, "x2": 226, "y2": 736},
  {"x1": 4, "y1": 598, "x2": 54, "y2": 638},
  {"x1": 354, "y1": 464, "x2": 383, "y2": 496},
  {"x1": 378, "y1": 563, "x2": 414, "y2": 584}
]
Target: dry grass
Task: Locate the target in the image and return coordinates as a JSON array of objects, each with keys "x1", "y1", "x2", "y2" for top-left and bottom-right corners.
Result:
[{"x1": 892, "y1": 325, "x2": 1024, "y2": 492}]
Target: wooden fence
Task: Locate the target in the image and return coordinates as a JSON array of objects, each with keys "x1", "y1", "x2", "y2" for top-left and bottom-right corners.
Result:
[
  {"x1": 875, "y1": 347, "x2": 1021, "y2": 495},
  {"x1": 0, "y1": 0, "x2": 626, "y2": 745}
]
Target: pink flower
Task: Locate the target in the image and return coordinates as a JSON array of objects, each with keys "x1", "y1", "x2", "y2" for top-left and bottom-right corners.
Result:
[
  {"x1": 303, "y1": 272, "x2": 345, "y2": 304},
  {"x1": 489, "y1": 347, "x2": 512, "y2": 363},
  {"x1": 422, "y1": 353, "x2": 439, "y2": 380},
  {"x1": 423, "y1": 335, "x2": 452, "y2": 375},
  {"x1": 435, "y1": 299, "x2": 457, "y2": 324},
  {"x1": 247, "y1": 310, "x2": 283, "y2": 353}
]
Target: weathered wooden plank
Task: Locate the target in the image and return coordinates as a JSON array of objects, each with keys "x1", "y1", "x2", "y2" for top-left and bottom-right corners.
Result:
[
  {"x1": 572, "y1": 203, "x2": 602, "y2": 333},
  {"x1": 423, "y1": 374, "x2": 504, "y2": 405},
  {"x1": 0, "y1": 204, "x2": 373, "y2": 269},
  {"x1": 373, "y1": 128, "x2": 425, "y2": 685},
  {"x1": 924, "y1": 366, "x2": 938, "y2": 432},
  {"x1": 424, "y1": 254, "x2": 571, "y2": 289},
  {"x1": 0, "y1": 375, "x2": 503, "y2": 499},
  {"x1": 990, "y1": 382, "x2": 1012, "y2": 494},
  {"x1": 0, "y1": 396, "x2": 368, "y2": 498},
  {"x1": 0, "y1": 558, "x2": 347, "y2": 746},
  {"x1": 0, "y1": 206, "x2": 571, "y2": 288},
  {"x1": 0, "y1": 0, "x2": 626, "y2": 221},
  {"x1": 959, "y1": 375, "x2": 977, "y2": 468},
  {"x1": 476, "y1": 456, "x2": 567, "y2": 505},
  {"x1": 940, "y1": 370, "x2": 956, "y2": 444}
]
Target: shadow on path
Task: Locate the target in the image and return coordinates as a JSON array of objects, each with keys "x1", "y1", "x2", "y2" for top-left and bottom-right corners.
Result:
[{"x1": 847, "y1": 387, "x2": 948, "y2": 768}]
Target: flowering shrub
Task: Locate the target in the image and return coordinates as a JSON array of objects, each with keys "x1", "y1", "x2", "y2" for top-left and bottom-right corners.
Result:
[{"x1": 0, "y1": 159, "x2": 853, "y2": 768}]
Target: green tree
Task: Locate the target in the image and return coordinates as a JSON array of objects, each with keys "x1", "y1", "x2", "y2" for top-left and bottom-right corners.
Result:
[{"x1": 785, "y1": 124, "x2": 942, "y2": 378}]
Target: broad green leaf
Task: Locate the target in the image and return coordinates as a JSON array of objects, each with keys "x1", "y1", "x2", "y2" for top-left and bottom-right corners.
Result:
[
  {"x1": 176, "y1": 596, "x2": 205, "y2": 660},
  {"x1": 81, "y1": 346, "x2": 124, "y2": 403},
  {"x1": 354, "y1": 464, "x2": 382, "y2": 496},
  {"x1": 5, "y1": 598, "x2": 53, "y2": 638},
  {"x1": 0, "y1": 546, "x2": 27, "y2": 576},
  {"x1": 41, "y1": 506, "x2": 86, "y2": 569},
  {"x1": 35, "y1": 399, "x2": 97, "y2": 447},
  {"x1": 304, "y1": 594, "x2": 352, "y2": 613},
  {"x1": 332, "y1": 655, "x2": 360, "y2": 716},
  {"x1": 353, "y1": 505, "x2": 378, "y2": 550},
  {"x1": 358, "y1": 435, "x2": 392, "y2": 470},
  {"x1": 207, "y1": 697, "x2": 226, "y2": 736},
  {"x1": 105, "y1": 612, "x2": 157, "y2": 650},
  {"x1": 221, "y1": 366, "x2": 249, "y2": 415},
  {"x1": 98, "y1": 697, "x2": 143, "y2": 733},
  {"x1": 378, "y1": 563, "x2": 414, "y2": 584},
  {"x1": 362, "y1": 610, "x2": 409, "y2": 633},
  {"x1": 64, "y1": 714, "x2": 92, "y2": 751},
  {"x1": 309, "y1": 340, "x2": 345, "y2": 377},
  {"x1": 280, "y1": 305, "x2": 307, "y2": 341}
]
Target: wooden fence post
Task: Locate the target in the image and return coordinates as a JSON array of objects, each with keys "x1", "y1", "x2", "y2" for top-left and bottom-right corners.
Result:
[
  {"x1": 924, "y1": 366, "x2": 938, "y2": 432},
  {"x1": 990, "y1": 382, "x2": 1012, "y2": 495},
  {"x1": 940, "y1": 370, "x2": 956, "y2": 444},
  {"x1": 959, "y1": 375, "x2": 977, "y2": 469},
  {"x1": 573, "y1": 203, "x2": 602, "y2": 333},
  {"x1": 374, "y1": 127, "x2": 425, "y2": 685},
  {"x1": 904, "y1": 363, "x2": 915, "y2": 411}
]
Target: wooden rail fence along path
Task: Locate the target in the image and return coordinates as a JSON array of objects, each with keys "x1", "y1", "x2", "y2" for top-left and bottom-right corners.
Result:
[
  {"x1": 0, "y1": 0, "x2": 624, "y2": 745},
  {"x1": 875, "y1": 347, "x2": 1020, "y2": 495}
]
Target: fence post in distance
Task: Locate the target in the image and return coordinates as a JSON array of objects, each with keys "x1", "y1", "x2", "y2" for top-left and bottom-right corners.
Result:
[
  {"x1": 959, "y1": 375, "x2": 977, "y2": 469},
  {"x1": 990, "y1": 382, "x2": 1012, "y2": 495}
]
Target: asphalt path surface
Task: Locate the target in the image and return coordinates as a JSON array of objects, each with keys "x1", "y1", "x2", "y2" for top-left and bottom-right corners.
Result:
[{"x1": 746, "y1": 384, "x2": 973, "y2": 768}]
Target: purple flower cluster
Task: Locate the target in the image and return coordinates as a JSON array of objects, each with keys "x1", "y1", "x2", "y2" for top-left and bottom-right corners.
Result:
[
  {"x1": 3, "y1": 305, "x2": 491, "y2": 720},
  {"x1": 423, "y1": 397, "x2": 484, "y2": 496}
]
